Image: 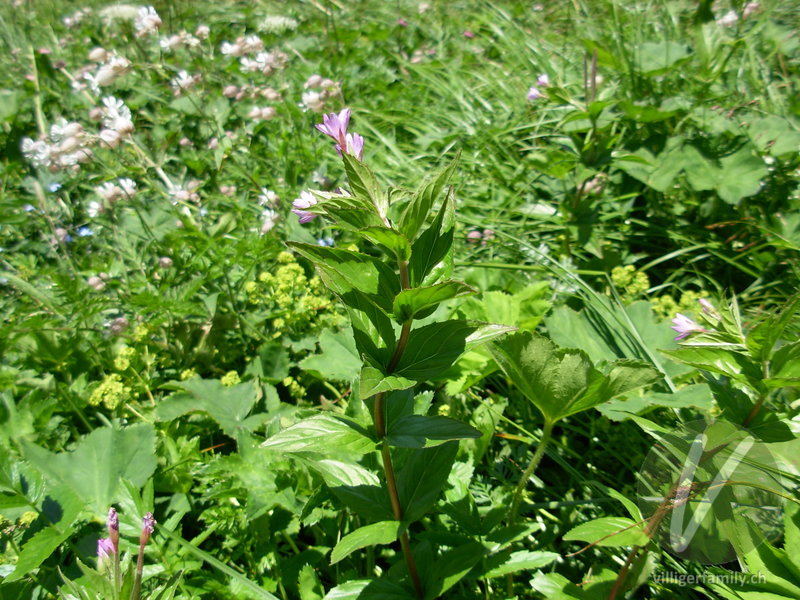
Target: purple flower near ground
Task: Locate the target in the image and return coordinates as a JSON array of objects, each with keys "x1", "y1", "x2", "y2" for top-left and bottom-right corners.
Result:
[
  {"x1": 699, "y1": 298, "x2": 716, "y2": 314},
  {"x1": 527, "y1": 86, "x2": 543, "y2": 101},
  {"x1": 671, "y1": 313, "x2": 704, "y2": 340},
  {"x1": 142, "y1": 512, "x2": 156, "y2": 534},
  {"x1": 97, "y1": 537, "x2": 115, "y2": 560},
  {"x1": 292, "y1": 190, "x2": 318, "y2": 224},
  {"x1": 537, "y1": 73, "x2": 550, "y2": 87},
  {"x1": 315, "y1": 109, "x2": 350, "y2": 149}
]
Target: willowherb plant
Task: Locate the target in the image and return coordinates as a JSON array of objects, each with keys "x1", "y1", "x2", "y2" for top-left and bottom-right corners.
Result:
[{"x1": 262, "y1": 108, "x2": 513, "y2": 598}]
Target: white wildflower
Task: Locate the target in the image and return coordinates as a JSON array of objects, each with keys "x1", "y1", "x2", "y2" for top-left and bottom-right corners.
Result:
[
  {"x1": 259, "y1": 15, "x2": 298, "y2": 34},
  {"x1": 134, "y1": 6, "x2": 161, "y2": 36}
]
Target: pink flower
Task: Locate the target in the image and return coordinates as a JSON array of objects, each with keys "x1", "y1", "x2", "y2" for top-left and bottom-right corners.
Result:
[
  {"x1": 315, "y1": 109, "x2": 350, "y2": 149},
  {"x1": 341, "y1": 132, "x2": 364, "y2": 161},
  {"x1": 671, "y1": 313, "x2": 705, "y2": 340},
  {"x1": 527, "y1": 86, "x2": 543, "y2": 101},
  {"x1": 97, "y1": 537, "x2": 115, "y2": 560},
  {"x1": 397, "y1": 18, "x2": 408, "y2": 27},
  {"x1": 463, "y1": 30, "x2": 475, "y2": 38},
  {"x1": 537, "y1": 73, "x2": 550, "y2": 87},
  {"x1": 292, "y1": 191, "x2": 318, "y2": 224}
]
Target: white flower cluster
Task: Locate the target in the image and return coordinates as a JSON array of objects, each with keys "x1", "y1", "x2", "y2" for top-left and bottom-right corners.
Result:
[
  {"x1": 248, "y1": 106, "x2": 277, "y2": 121},
  {"x1": 98, "y1": 96, "x2": 135, "y2": 149},
  {"x1": 301, "y1": 74, "x2": 340, "y2": 113},
  {"x1": 221, "y1": 35, "x2": 264, "y2": 57},
  {"x1": 63, "y1": 7, "x2": 91, "y2": 28},
  {"x1": 239, "y1": 50, "x2": 289, "y2": 75},
  {"x1": 171, "y1": 70, "x2": 201, "y2": 96},
  {"x1": 82, "y1": 52, "x2": 131, "y2": 93},
  {"x1": 134, "y1": 6, "x2": 162, "y2": 37},
  {"x1": 223, "y1": 84, "x2": 281, "y2": 102},
  {"x1": 259, "y1": 15, "x2": 299, "y2": 34},
  {"x1": 260, "y1": 208, "x2": 278, "y2": 234},
  {"x1": 160, "y1": 31, "x2": 202, "y2": 52},
  {"x1": 91, "y1": 178, "x2": 137, "y2": 216},
  {"x1": 22, "y1": 120, "x2": 93, "y2": 172}
]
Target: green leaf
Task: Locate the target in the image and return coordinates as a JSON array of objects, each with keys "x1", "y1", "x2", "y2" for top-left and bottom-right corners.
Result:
[
  {"x1": 304, "y1": 191, "x2": 386, "y2": 230},
  {"x1": 156, "y1": 380, "x2": 260, "y2": 438},
  {"x1": 398, "y1": 442, "x2": 458, "y2": 522},
  {"x1": 766, "y1": 340, "x2": 800, "y2": 388},
  {"x1": 21, "y1": 423, "x2": 156, "y2": 514},
  {"x1": 392, "y1": 281, "x2": 476, "y2": 323},
  {"x1": 358, "y1": 227, "x2": 411, "y2": 261},
  {"x1": 347, "y1": 291, "x2": 397, "y2": 367},
  {"x1": 288, "y1": 243, "x2": 400, "y2": 313},
  {"x1": 563, "y1": 516, "x2": 650, "y2": 548},
  {"x1": 634, "y1": 41, "x2": 691, "y2": 75},
  {"x1": 717, "y1": 145, "x2": 768, "y2": 204},
  {"x1": 246, "y1": 342, "x2": 290, "y2": 384},
  {"x1": 408, "y1": 189, "x2": 455, "y2": 287},
  {"x1": 261, "y1": 414, "x2": 375, "y2": 456},
  {"x1": 387, "y1": 415, "x2": 482, "y2": 448},
  {"x1": 482, "y1": 550, "x2": 559, "y2": 578},
  {"x1": 4, "y1": 525, "x2": 73, "y2": 582},
  {"x1": 660, "y1": 347, "x2": 761, "y2": 386},
  {"x1": 399, "y1": 152, "x2": 459, "y2": 240},
  {"x1": 394, "y1": 321, "x2": 503, "y2": 381},
  {"x1": 342, "y1": 153, "x2": 387, "y2": 220},
  {"x1": 330, "y1": 521, "x2": 405, "y2": 564},
  {"x1": 530, "y1": 572, "x2": 587, "y2": 600},
  {"x1": 300, "y1": 328, "x2": 362, "y2": 382},
  {"x1": 490, "y1": 332, "x2": 659, "y2": 424},
  {"x1": 322, "y1": 579, "x2": 415, "y2": 600},
  {"x1": 359, "y1": 366, "x2": 415, "y2": 400}
]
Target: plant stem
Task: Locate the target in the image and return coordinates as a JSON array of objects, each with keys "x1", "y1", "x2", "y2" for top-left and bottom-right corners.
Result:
[
  {"x1": 508, "y1": 420, "x2": 554, "y2": 526},
  {"x1": 505, "y1": 420, "x2": 555, "y2": 597}
]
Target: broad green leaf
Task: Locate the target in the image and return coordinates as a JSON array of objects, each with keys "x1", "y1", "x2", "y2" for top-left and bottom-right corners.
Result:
[
  {"x1": 530, "y1": 572, "x2": 586, "y2": 600},
  {"x1": 330, "y1": 521, "x2": 404, "y2": 564},
  {"x1": 359, "y1": 366, "x2": 415, "y2": 400},
  {"x1": 599, "y1": 383, "x2": 713, "y2": 421},
  {"x1": 482, "y1": 550, "x2": 559, "y2": 579},
  {"x1": 394, "y1": 321, "x2": 508, "y2": 381},
  {"x1": 342, "y1": 154, "x2": 387, "y2": 220},
  {"x1": 399, "y1": 152, "x2": 459, "y2": 240},
  {"x1": 4, "y1": 525, "x2": 74, "y2": 582},
  {"x1": 347, "y1": 291, "x2": 397, "y2": 367},
  {"x1": 765, "y1": 340, "x2": 800, "y2": 388},
  {"x1": 398, "y1": 442, "x2": 458, "y2": 522},
  {"x1": 563, "y1": 516, "x2": 650, "y2": 548},
  {"x1": 298, "y1": 564, "x2": 325, "y2": 600},
  {"x1": 21, "y1": 423, "x2": 156, "y2": 514},
  {"x1": 245, "y1": 342, "x2": 290, "y2": 384},
  {"x1": 358, "y1": 227, "x2": 411, "y2": 261},
  {"x1": 426, "y1": 541, "x2": 486, "y2": 597},
  {"x1": 156, "y1": 380, "x2": 260, "y2": 438},
  {"x1": 749, "y1": 116, "x2": 800, "y2": 157},
  {"x1": 387, "y1": 415, "x2": 482, "y2": 448},
  {"x1": 634, "y1": 41, "x2": 691, "y2": 75},
  {"x1": 717, "y1": 145, "x2": 768, "y2": 204},
  {"x1": 322, "y1": 579, "x2": 415, "y2": 600},
  {"x1": 490, "y1": 332, "x2": 658, "y2": 424},
  {"x1": 746, "y1": 294, "x2": 800, "y2": 362},
  {"x1": 300, "y1": 328, "x2": 362, "y2": 382},
  {"x1": 304, "y1": 191, "x2": 386, "y2": 230},
  {"x1": 408, "y1": 189, "x2": 455, "y2": 287},
  {"x1": 392, "y1": 281, "x2": 476, "y2": 323},
  {"x1": 660, "y1": 347, "x2": 761, "y2": 386},
  {"x1": 288, "y1": 243, "x2": 400, "y2": 313},
  {"x1": 261, "y1": 414, "x2": 375, "y2": 456}
]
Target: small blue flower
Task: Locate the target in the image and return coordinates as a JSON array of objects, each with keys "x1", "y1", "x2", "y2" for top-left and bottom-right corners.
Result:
[
  {"x1": 317, "y1": 236, "x2": 335, "y2": 247},
  {"x1": 23, "y1": 204, "x2": 35, "y2": 212},
  {"x1": 77, "y1": 226, "x2": 93, "y2": 237},
  {"x1": 49, "y1": 182, "x2": 62, "y2": 193}
]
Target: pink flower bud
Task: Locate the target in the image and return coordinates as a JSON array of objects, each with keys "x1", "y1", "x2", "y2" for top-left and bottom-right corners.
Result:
[
  {"x1": 88, "y1": 47, "x2": 108, "y2": 62},
  {"x1": 304, "y1": 74, "x2": 323, "y2": 88},
  {"x1": 87, "y1": 275, "x2": 106, "y2": 291},
  {"x1": 223, "y1": 85, "x2": 239, "y2": 98},
  {"x1": 159, "y1": 256, "x2": 173, "y2": 268}
]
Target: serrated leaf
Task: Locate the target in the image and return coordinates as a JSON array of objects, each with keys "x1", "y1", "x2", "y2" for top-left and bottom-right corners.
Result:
[
  {"x1": 156, "y1": 380, "x2": 260, "y2": 438},
  {"x1": 490, "y1": 332, "x2": 659, "y2": 424},
  {"x1": 359, "y1": 366, "x2": 415, "y2": 400},
  {"x1": 392, "y1": 281, "x2": 476, "y2": 322},
  {"x1": 342, "y1": 154, "x2": 387, "y2": 220},
  {"x1": 261, "y1": 414, "x2": 375, "y2": 456},
  {"x1": 387, "y1": 415, "x2": 482, "y2": 448},
  {"x1": 21, "y1": 423, "x2": 156, "y2": 514},
  {"x1": 563, "y1": 517, "x2": 650, "y2": 548},
  {"x1": 634, "y1": 41, "x2": 691, "y2": 75},
  {"x1": 393, "y1": 321, "x2": 489, "y2": 381},
  {"x1": 408, "y1": 189, "x2": 455, "y2": 287},
  {"x1": 4, "y1": 525, "x2": 74, "y2": 582},
  {"x1": 398, "y1": 443, "x2": 458, "y2": 522},
  {"x1": 482, "y1": 550, "x2": 559, "y2": 578},
  {"x1": 358, "y1": 227, "x2": 411, "y2": 261},
  {"x1": 300, "y1": 328, "x2": 362, "y2": 382},
  {"x1": 330, "y1": 521, "x2": 405, "y2": 564},
  {"x1": 399, "y1": 153, "x2": 459, "y2": 240},
  {"x1": 288, "y1": 243, "x2": 400, "y2": 313}
]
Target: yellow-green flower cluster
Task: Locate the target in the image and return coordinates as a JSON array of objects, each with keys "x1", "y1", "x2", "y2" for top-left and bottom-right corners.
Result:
[
  {"x1": 88, "y1": 373, "x2": 131, "y2": 410},
  {"x1": 282, "y1": 376, "x2": 306, "y2": 399},
  {"x1": 611, "y1": 265, "x2": 650, "y2": 298},
  {"x1": 651, "y1": 290, "x2": 708, "y2": 319},
  {"x1": 242, "y1": 252, "x2": 334, "y2": 333},
  {"x1": 114, "y1": 345, "x2": 137, "y2": 371},
  {"x1": 221, "y1": 370, "x2": 241, "y2": 387},
  {"x1": 180, "y1": 368, "x2": 198, "y2": 380}
]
